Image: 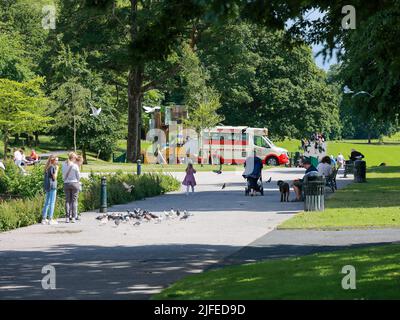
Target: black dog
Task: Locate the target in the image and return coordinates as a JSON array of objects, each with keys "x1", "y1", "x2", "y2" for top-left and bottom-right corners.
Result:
[{"x1": 277, "y1": 180, "x2": 290, "y2": 202}]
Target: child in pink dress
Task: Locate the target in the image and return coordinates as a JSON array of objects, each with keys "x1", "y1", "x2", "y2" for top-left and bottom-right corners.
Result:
[{"x1": 182, "y1": 163, "x2": 197, "y2": 195}]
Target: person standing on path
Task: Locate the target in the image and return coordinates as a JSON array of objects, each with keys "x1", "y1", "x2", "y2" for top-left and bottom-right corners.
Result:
[
  {"x1": 182, "y1": 162, "x2": 196, "y2": 195},
  {"x1": 41, "y1": 155, "x2": 59, "y2": 225},
  {"x1": 62, "y1": 152, "x2": 80, "y2": 223},
  {"x1": 74, "y1": 155, "x2": 84, "y2": 221}
]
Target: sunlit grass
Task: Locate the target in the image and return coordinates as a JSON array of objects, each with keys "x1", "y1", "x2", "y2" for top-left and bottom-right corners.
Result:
[
  {"x1": 279, "y1": 166, "x2": 400, "y2": 230},
  {"x1": 154, "y1": 244, "x2": 400, "y2": 300}
]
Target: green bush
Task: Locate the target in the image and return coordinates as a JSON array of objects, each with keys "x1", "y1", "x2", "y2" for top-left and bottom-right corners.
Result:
[
  {"x1": 0, "y1": 168, "x2": 180, "y2": 232},
  {"x1": 80, "y1": 172, "x2": 180, "y2": 211},
  {"x1": 0, "y1": 195, "x2": 64, "y2": 232},
  {"x1": 0, "y1": 161, "x2": 64, "y2": 198}
]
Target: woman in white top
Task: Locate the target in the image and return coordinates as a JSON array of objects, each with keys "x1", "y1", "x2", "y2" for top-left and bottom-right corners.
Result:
[
  {"x1": 62, "y1": 152, "x2": 81, "y2": 223},
  {"x1": 317, "y1": 156, "x2": 333, "y2": 177}
]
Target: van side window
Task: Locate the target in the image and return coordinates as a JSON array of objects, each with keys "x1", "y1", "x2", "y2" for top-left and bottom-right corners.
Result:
[{"x1": 254, "y1": 136, "x2": 268, "y2": 148}]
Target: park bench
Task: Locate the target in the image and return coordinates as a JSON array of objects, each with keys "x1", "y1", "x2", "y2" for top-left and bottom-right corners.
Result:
[
  {"x1": 343, "y1": 160, "x2": 354, "y2": 178},
  {"x1": 325, "y1": 167, "x2": 338, "y2": 193}
]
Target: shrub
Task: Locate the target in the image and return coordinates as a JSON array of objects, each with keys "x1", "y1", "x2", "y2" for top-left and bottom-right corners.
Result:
[
  {"x1": 0, "y1": 169, "x2": 180, "y2": 232},
  {"x1": 0, "y1": 161, "x2": 64, "y2": 198},
  {"x1": 0, "y1": 195, "x2": 64, "y2": 232},
  {"x1": 80, "y1": 172, "x2": 180, "y2": 211}
]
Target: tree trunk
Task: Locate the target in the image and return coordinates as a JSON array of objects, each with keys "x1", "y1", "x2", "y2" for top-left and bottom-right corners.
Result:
[
  {"x1": 34, "y1": 132, "x2": 39, "y2": 146},
  {"x1": 368, "y1": 132, "x2": 371, "y2": 144},
  {"x1": 3, "y1": 131, "x2": 9, "y2": 159},
  {"x1": 82, "y1": 144, "x2": 88, "y2": 165},
  {"x1": 127, "y1": 68, "x2": 143, "y2": 163},
  {"x1": 73, "y1": 116, "x2": 77, "y2": 152},
  {"x1": 126, "y1": 0, "x2": 143, "y2": 163}
]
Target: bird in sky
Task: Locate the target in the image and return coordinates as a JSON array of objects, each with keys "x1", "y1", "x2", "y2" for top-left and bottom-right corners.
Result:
[
  {"x1": 343, "y1": 85, "x2": 374, "y2": 98},
  {"x1": 343, "y1": 85, "x2": 354, "y2": 94},
  {"x1": 90, "y1": 106, "x2": 102, "y2": 117},
  {"x1": 143, "y1": 105, "x2": 161, "y2": 114}
]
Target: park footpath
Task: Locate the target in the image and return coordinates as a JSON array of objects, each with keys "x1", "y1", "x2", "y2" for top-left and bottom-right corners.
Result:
[{"x1": 1, "y1": 167, "x2": 400, "y2": 299}]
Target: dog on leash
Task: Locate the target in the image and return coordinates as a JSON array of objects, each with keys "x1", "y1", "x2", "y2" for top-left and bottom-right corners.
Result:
[{"x1": 277, "y1": 180, "x2": 290, "y2": 202}]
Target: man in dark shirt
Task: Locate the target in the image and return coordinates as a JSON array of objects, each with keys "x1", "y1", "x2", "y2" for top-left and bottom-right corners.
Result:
[
  {"x1": 292, "y1": 158, "x2": 319, "y2": 201},
  {"x1": 350, "y1": 149, "x2": 365, "y2": 161}
]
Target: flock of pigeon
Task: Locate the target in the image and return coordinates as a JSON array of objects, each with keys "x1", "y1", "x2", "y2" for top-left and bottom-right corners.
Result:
[{"x1": 95, "y1": 208, "x2": 193, "y2": 227}]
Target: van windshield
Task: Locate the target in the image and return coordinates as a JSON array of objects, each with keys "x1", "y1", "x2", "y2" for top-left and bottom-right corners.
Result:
[
  {"x1": 263, "y1": 136, "x2": 275, "y2": 146},
  {"x1": 254, "y1": 136, "x2": 272, "y2": 148}
]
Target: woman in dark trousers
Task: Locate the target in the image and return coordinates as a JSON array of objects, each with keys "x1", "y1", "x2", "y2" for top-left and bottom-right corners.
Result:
[{"x1": 62, "y1": 152, "x2": 80, "y2": 223}]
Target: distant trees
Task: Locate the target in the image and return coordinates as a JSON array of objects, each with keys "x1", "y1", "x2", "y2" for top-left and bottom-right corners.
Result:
[
  {"x1": 196, "y1": 22, "x2": 341, "y2": 140},
  {"x1": 0, "y1": 78, "x2": 51, "y2": 157}
]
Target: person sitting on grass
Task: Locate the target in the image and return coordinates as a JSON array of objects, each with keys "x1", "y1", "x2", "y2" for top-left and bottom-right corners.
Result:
[
  {"x1": 182, "y1": 162, "x2": 196, "y2": 195},
  {"x1": 27, "y1": 149, "x2": 40, "y2": 164},
  {"x1": 42, "y1": 155, "x2": 59, "y2": 225},
  {"x1": 292, "y1": 158, "x2": 319, "y2": 202}
]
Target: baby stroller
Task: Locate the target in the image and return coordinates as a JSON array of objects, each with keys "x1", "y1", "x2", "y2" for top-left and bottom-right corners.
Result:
[{"x1": 244, "y1": 174, "x2": 264, "y2": 196}]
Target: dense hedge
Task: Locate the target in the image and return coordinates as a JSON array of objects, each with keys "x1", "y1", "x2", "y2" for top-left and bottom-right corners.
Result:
[
  {"x1": 80, "y1": 171, "x2": 181, "y2": 211},
  {"x1": 0, "y1": 162, "x2": 180, "y2": 232}
]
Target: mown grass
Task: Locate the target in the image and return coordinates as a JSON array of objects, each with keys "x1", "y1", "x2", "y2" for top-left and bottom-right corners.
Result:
[
  {"x1": 276, "y1": 136, "x2": 400, "y2": 167},
  {"x1": 153, "y1": 244, "x2": 400, "y2": 300},
  {"x1": 279, "y1": 166, "x2": 400, "y2": 230}
]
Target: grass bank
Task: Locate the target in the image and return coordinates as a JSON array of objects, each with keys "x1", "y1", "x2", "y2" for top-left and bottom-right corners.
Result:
[
  {"x1": 279, "y1": 166, "x2": 400, "y2": 230},
  {"x1": 154, "y1": 244, "x2": 400, "y2": 300}
]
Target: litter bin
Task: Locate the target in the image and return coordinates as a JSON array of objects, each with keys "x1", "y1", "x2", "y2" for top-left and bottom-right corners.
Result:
[
  {"x1": 354, "y1": 160, "x2": 366, "y2": 183},
  {"x1": 303, "y1": 175, "x2": 325, "y2": 212},
  {"x1": 343, "y1": 160, "x2": 354, "y2": 178}
]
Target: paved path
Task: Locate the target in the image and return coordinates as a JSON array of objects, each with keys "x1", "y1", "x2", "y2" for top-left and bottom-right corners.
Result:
[
  {"x1": 0, "y1": 168, "x2": 353, "y2": 299},
  {"x1": 217, "y1": 228, "x2": 400, "y2": 268}
]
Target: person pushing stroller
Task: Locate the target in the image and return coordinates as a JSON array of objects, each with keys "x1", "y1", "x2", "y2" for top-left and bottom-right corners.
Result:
[{"x1": 243, "y1": 150, "x2": 264, "y2": 196}]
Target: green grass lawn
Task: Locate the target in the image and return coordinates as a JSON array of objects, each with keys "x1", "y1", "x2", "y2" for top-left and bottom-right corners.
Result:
[
  {"x1": 154, "y1": 244, "x2": 400, "y2": 300},
  {"x1": 81, "y1": 163, "x2": 240, "y2": 173},
  {"x1": 279, "y1": 166, "x2": 400, "y2": 230},
  {"x1": 276, "y1": 136, "x2": 400, "y2": 167}
]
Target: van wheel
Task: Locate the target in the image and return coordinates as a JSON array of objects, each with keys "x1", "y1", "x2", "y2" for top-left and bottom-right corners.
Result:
[{"x1": 266, "y1": 157, "x2": 279, "y2": 166}]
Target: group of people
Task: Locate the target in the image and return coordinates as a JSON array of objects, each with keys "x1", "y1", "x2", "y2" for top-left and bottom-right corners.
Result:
[
  {"x1": 41, "y1": 152, "x2": 83, "y2": 225},
  {"x1": 301, "y1": 133, "x2": 326, "y2": 154},
  {"x1": 13, "y1": 148, "x2": 40, "y2": 173}
]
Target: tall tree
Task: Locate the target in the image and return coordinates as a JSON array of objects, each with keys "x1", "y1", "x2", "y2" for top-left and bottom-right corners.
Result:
[
  {"x1": 197, "y1": 22, "x2": 340, "y2": 139},
  {"x1": 0, "y1": 78, "x2": 51, "y2": 157},
  {"x1": 51, "y1": 79, "x2": 91, "y2": 152},
  {"x1": 51, "y1": 0, "x2": 213, "y2": 162}
]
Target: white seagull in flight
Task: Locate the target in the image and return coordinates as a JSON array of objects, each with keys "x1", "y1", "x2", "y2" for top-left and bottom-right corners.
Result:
[
  {"x1": 343, "y1": 85, "x2": 374, "y2": 98},
  {"x1": 143, "y1": 105, "x2": 161, "y2": 114},
  {"x1": 90, "y1": 106, "x2": 102, "y2": 117}
]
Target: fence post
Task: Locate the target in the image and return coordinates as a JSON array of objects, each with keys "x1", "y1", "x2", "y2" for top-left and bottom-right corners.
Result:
[
  {"x1": 100, "y1": 176, "x2": 107, "y2": 213},
  {"x1": 137, "y1": 159, "x2": 141, "y2": 175}
]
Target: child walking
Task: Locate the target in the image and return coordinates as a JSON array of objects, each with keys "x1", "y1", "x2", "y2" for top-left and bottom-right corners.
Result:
[{"x1": 182, "y1": 163, "x2": 196, "y2": 195}]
